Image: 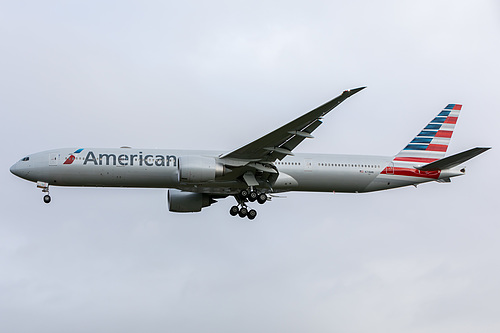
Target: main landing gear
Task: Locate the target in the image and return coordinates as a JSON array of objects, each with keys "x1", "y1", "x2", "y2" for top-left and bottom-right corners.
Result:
[
  {"x1": 230, "y1": 205, "x2": 257, "y2": 220},
  {"x1": 229, "y1": 189, "x2": 268, "y2": 220},
  {"x1": 37, "y1": 181, "x2": 51, "y2": 204}
]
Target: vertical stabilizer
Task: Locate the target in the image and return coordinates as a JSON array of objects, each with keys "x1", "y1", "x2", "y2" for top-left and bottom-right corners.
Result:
[{"x1": 394, "y1": 104, "x2": 461, "y2": 163}]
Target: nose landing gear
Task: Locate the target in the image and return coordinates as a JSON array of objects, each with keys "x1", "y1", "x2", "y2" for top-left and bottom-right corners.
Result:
[{"x1": 37, "y1": 181, "x2": 51, "y2": 204}]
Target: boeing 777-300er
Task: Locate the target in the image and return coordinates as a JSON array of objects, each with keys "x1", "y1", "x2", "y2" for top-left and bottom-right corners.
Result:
[{"x1": 10, "y1": 87, "x2": 490, "y2": 219}]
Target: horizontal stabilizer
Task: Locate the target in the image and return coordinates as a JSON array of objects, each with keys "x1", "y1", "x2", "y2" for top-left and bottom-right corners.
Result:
[{"x1": 417, "y1": 147, "x2": 491, "y2": 171}]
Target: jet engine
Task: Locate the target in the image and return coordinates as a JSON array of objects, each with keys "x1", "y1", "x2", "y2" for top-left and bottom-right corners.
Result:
[
  {"x1": 177, "y1": 155, "x2": 226, "y2": 183},
  {"x1": 167, "y1": 189, "x2": 215, "y2": 212}
]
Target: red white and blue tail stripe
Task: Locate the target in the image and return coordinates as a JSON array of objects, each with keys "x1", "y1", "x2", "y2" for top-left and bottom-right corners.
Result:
[{"x1": 394, "y1": 104, "x2": 461, "y2": 164}]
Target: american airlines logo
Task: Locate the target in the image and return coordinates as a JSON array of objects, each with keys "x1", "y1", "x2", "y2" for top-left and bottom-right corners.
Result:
[
  {"x1": 67, "y1": 150, "x2": 177, "y2": 167},
  {"x1": 63, "y1": 148, "x2": 84, "y2": 165}
]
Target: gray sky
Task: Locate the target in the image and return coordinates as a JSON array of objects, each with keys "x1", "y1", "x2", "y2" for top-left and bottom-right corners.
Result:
[{"x1": 1, "y1": 1, "x2": 499, "y2": 332}]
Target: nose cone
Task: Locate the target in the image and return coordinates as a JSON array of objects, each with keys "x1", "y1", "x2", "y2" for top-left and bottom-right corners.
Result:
[
  {"x1": 10, "y1": 163, "x2": 20, "y2": 177},
  {"x1": 10, "y1": 161, "x2": 30, "y2": 179}
]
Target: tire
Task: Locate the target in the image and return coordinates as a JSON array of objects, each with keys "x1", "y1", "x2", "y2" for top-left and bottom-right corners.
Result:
[
  {"x1": 43, "y1": 195, "x2": 51, "y2": 204},
  {"x1": 240, "y1": 189, "x2": 249, "y2": 198},
  {"x1": 257, "y1": 193, "x2": 267, "y2": 204},
  {"x1": 230, "y1": 206, "x2": 239, "y2": 216},
  {"x1": 238, "y1": 207, "x2": 248, "y2": 218},
  {"x1": 248, "y1": 191, "x2": 258, "y2": 202},
  {"x1": 247, "y1": 209, "x2": 257, "y2": 220}
]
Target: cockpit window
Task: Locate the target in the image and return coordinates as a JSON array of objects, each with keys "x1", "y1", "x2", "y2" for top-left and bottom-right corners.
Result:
[{"x1": 21, "y1": 157, "x2": 29, "y2": 161}]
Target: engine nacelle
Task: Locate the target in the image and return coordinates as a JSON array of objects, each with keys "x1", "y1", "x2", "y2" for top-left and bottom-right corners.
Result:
[
  {"x1": 167, "y1": 189, "x2": 215, "y2": 212},
  {"x1": 177, "y1": 155, "x2": 226, "y2": 183}
]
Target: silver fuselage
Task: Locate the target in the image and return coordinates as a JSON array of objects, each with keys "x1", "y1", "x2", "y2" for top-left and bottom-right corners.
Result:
[{"x1": 10, "y1": 148, "x2": 462, "y2": 195}]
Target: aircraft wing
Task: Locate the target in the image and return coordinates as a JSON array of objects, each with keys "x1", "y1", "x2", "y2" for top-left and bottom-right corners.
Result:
[
  {"x1": 417, "y1": 147, "x2": 491, "y2": 171},
  {"x1": 220, "y1": 87, "x2": 366, "y2": 163}
]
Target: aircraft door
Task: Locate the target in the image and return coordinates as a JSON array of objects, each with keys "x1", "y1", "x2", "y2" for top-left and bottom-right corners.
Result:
[
  {"x1": 386, "y1": 162, "x2": 394, "y2": 174},
  {"x1": 304, "y1": 158, "x2": 313, "y2": 172},
  {"x1": 49, "y1": 153, "x2": 59, "y2": 166}
]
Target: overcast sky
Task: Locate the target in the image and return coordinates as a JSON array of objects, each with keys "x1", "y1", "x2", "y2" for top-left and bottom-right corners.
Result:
[{"x1": 1, "y1": 1, "x2": 499, "y2": 332}]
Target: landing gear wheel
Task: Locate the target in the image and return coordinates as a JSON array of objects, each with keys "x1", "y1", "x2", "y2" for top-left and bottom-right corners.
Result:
[
  {"x1": 240, "y1": 189, "x2": 249, "y2": 198},
  {"x1": 257, "y1": 193, "x2": 267, "y2": 204},
  {"x1": 248, "y1": 191, "x2": 258, "y2": 202},
  {"x1": 230, "y1": 206, "x2": 239, "y2": 216},
  {"x1": 247, "y1": 209, "x2": 257, "y2": 220},
  {"x1": 238, "y1": 207, "x2": 248, "y2": 218},
  {"x1": 43, "y1": 195, "x2": 51, "y2": 204}
]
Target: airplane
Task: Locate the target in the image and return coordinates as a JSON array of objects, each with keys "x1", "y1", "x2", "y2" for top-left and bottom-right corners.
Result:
[{"x1": 10, "y1": 87, "x2": 490, "y2": 220}]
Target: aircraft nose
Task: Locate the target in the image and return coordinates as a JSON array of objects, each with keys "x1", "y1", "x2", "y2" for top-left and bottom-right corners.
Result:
[
  {"x1": 10, "y1": 161, "x2": 29, "y2": 179},
  {"x1": 10, "y1": 163, "x2": 20, "y2": 176}
]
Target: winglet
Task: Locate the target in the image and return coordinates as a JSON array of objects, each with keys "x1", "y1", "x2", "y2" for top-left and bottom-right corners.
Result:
[
  {"x1": 313, "y1": 87, "x2": 366, "y2": 118},
  {"x1": 343, "y1": 87, "x2": 367, "y2": 96}
]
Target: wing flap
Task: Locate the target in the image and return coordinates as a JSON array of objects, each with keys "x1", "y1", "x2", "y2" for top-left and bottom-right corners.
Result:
[{"x1": 267, "y1": 120, "x2": 323, "y2": 160}]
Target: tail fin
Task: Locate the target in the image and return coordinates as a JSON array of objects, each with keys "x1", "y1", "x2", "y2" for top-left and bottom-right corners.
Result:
[{"x1": 394, "y1": 104, "x2": 462, "y2": 163}]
